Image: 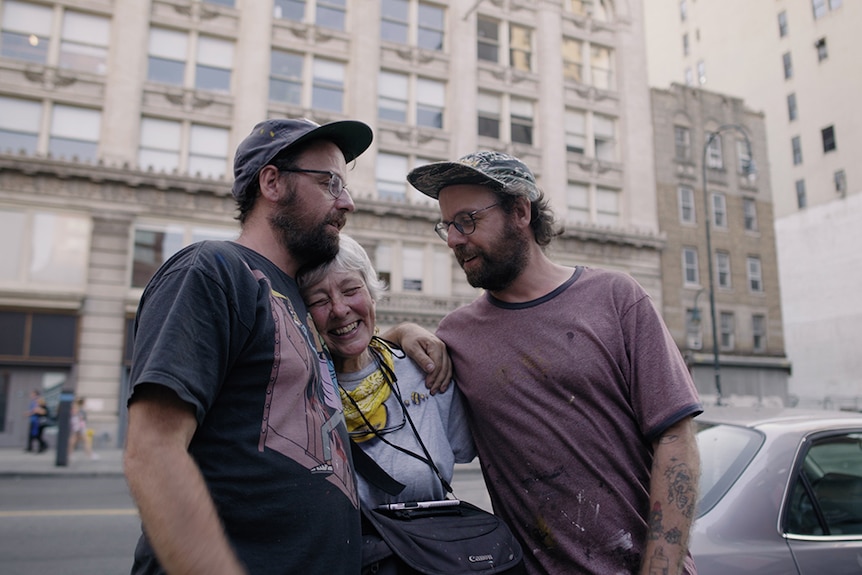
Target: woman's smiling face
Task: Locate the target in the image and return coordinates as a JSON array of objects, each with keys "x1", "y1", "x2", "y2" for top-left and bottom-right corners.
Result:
[{"x1": 304, "y1": 268, "x2": 376, "y2": 372}]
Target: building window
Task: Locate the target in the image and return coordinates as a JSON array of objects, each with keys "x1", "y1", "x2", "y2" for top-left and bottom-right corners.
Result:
[
  {"x1": 416, "y1": 77, "x2": 444, "y2": 128},
  {"x1": 195, "y1": 36, "x2": 233, "y2": 92},
  {"x1": 188, "y1": 124, "x2": 229, "y2": 178},
  {"x1": 787, "y1": 93, "x2": 798, "y2": 121},
  {"x1": 381, "y1": 0, "x2": 444, "y2": 51},
  {"x1": 148, "y1": 28, "x2": 187, "y2": 87},
  {"x1": 675, "y1": 126, "x2": 692, "y2": 161},
  {"x1": 706, "y1": 134, "x2": 723, "y2": 169},
  {"x1": 680, "y1": 0, "x2": 687, "y2": 21},
  {"x1": 0, "y1": 1, "x2": 51, "y2": 64},
  {"x1": 376, "y1": 152, "x2": 409, "y2": 201},
  {"x1": 684, "y1": 67, "x2": 693, "y2": 86},
  {"x1": 682, "y1": 33, "x2": 689, "y2": 56},
  {"x1": 562, "y1": 38, "x2": 583, "y2": 82},
  {"x1": 720, "y1": 311, "x2": 735, "y2": 350},
  {"x1": 778, "y1": 11, "x2": 788, "y2": 37},
  {"x1": 752, "y1": 314, "x2": 766, "y2": 352},
  {"x1": 378, "y1": 71, "x2": 408, "y2": 123},
  {"x1": 378, "y1": 72, "x2": 443, "y2": 128},
  {"x1": 795, "y1": 179, "x2": 807, "y2": 209},
  {"x1": 566, "y1": 182, "x2": 589, "y2": 223},
  {"x1": 791, "y1": 136, "x2": 803, "y2": 165},
  {"x1": 204, "y1": 0, "x2": 235, "y2": 6},
  {"x1": 0, "y1": 209, "x2": 92, "y2": 287},
  {"x1": 477, "y1": 91, "x2": 500, "y2": 139},
  {"x1": 830, "y1": 0, "x2": 843, "y2": 9},
  {"x1": 697, "y1": 60, "x2": 706, "y2": 85},
  {"x1": 565, "y1": 109, "x2": 586, "y2": 155},
  {"x1": 711, "y1": 193, "x2": 727, "y2": 228},
  {"x1": 138, "y1": 118, "x2": 228, "y2": 178},
  {"x1": 273, "y1": 0, "x2": 345, "y2": 31},
  {"x1": 716, "y1": 251, "x2": 731, "y2": 289},
  {"x1": 315, "y1": 0, "x2": 346, "y2": 30},
  {"x1": 747, "y1": 256, "x2": 763, "y2": 293},
  {"x1": 743, "y1": 198, "x2": 758, "y2": 231},
  {"x1": 783, "y1": 52, "x2": 793, "y2": 79},
  {"x1": 821, "y1": 125, "x2": 836, "y2": 153},
  {"x1": 736, "y1": 139, "x2": 753, "y2": 175},
  {"x1": 147, "y1": 28, "x2": 235, "y2": 92},
  {"x1": 0, "y1": 95, "x2": 40, "y2": 155},
  {"x1": 477, "y1": 16, "x2": 498, "y2": 63},
  {"x1": 312, "y1": 58, "x2": 344, "y2": 112},
  {"x1": 815, "y1": 37, "x2": 828, "y2": 62},
  {"x1": 686, "y1": 309, "x2": 702, "y2": 350},
  {"x1": 834, "y1": 169, "x2": 847, "y2": 196},
  {"x1": 510, "y1": 98, "x2": 533, "y2": 145},
  {"x1": 381, "y1": 0, "x2": 409, "y2": 44},
  {"x1": 50, "y1": 105, "x2": 101, "y2": 162},
  {"x1": 591, "y1": 45, "x2": 614, "y2": 90},
  {"x1": 60, "y1": 11, "x2": 110, "y2": 74},
  {"x1": 139, "y1": 117, "x2": 181, "y2": 174},
  {"x1": 402, "y1": 244, "x2": 423, "y2": 291},
  {"x1": 274, "y1": 0, "x2": 305, "y2": 21},
  {"x1": 132, "y1": 224, "x2": 236, "y2": 288},
  {"x1": 683, "y1": 247, "x2": 699, "y2": 286},
  {"x1": 595, "y1": 187, "x2": 619, "y2": 226},
  {"x1": 679, "y1": 186, "x2": 696, "y2": 224},
  {"x1": 593, "y1": 115, "x2": 617, "y2": 162},
  {"x1": 813, "y1": 0, "x2": 827, "y2": 19},
  {"x1": 270, "y1": 50, "x2": 303, "y2": 105},
  {"x1": 509, "y1": 24, "x2": 531, "y2": 71},
  {"x1": 417, "y1": 2, "x2": 445, "y2": 50}
]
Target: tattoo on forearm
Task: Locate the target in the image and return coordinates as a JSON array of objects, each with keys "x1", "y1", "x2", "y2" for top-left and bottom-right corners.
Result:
[
  {"x1": 646, "y1": 546, "x2": 670, "y2": 575},
  {"x1": 665, "y1": 462, "x2": 696, "y2": 519},
  {"x1": 648, "y1": 502, "x2": 663, "y2": 540}
]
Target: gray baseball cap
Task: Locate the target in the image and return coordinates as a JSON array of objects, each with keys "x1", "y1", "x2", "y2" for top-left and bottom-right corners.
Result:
[
  {"x1": 407, "y1": 150, "x2": 539, "y2": 201},
  {"x1": 231, "y1": 118, "x2": 373, "y2": 201}
]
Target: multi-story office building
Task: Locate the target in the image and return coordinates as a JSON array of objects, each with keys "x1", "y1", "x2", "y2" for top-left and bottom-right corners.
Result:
[
  {"x1": 0, "y1": 0, "x2": 663, "y2": 447},
  {"x1": 652, "y1": 84, "x2": 790, "y2": 405},
  {"x1": 644, "y1": 0, "x2": 862, "y2": 407}
]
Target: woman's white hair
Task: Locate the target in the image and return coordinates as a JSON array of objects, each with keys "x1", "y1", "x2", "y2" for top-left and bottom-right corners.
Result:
[{"x1": 297, "y1": 234, "x2": 387, "y2": 301}]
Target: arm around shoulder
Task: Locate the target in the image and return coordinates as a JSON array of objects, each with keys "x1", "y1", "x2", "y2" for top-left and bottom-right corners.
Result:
[
  {"x1": 640, "y1": 416, "x2": 700, "y2": 575},
  {"x1": 125, "y1": 384, "x2": 248, "y2": 575}
]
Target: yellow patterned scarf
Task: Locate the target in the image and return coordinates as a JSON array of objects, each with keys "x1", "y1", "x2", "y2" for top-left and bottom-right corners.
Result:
[{"x1": 340, "y1": 339, "x2": 396, "y2": 442}]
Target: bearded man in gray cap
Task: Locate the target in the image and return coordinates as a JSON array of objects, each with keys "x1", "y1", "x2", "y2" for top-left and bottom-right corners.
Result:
[
  {"x1": 125, "y1": 118, "x2": 449, "y2": 575},
  {"x1": 408, "y1": 151, "x2": 702, "y2": 575}
]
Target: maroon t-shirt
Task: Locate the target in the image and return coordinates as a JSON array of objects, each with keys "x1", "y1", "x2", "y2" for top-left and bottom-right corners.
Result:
[{"x1": 438, "y1": 266, "x2": 701, "y2": 575}]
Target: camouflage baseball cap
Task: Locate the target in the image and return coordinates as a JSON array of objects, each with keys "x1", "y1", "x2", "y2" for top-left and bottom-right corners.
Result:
[{"x1": 407, "y1": 151, "x2": 539, "y2": 201}]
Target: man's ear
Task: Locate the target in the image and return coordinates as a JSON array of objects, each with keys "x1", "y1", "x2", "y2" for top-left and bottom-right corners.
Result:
[
  {"x1": 258, "y1": 165, "x2": 283, "y2": 202},
  {"x1": 513, "y1": 196, "x2": 532, "y2": 227}
]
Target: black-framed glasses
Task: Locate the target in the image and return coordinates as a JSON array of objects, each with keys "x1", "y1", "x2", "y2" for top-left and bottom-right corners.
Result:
[
  {"x1": 281, "y1": 169, "x2": 348, "y2": 200},
  {"x1": 434, "y1": 203, "x2": 499, "y2": 241}
]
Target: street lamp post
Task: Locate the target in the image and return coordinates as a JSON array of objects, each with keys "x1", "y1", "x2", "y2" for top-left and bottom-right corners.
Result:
[{"x1": 701, "y1": 124, "x2": 756, "y2": 406}]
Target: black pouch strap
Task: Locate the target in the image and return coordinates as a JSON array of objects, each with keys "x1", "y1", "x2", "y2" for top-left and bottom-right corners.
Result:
[{"x1": 351, "y1": 439, "x2": 406, "y2": 496}]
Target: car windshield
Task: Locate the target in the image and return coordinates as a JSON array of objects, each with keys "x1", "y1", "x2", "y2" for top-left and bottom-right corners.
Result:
[{"x1": 695, "y1": 421, "x2": 764, "y2": 517}]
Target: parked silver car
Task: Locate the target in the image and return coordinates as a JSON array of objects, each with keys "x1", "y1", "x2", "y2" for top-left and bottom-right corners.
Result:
[{"x1": 692, "y1": 406, "x2": 862, "y2": 575}]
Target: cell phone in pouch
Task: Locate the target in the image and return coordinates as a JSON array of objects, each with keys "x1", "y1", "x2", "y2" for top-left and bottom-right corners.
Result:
[{"x1": 377, "y1": 499, "x2": 461, "y2": 511}]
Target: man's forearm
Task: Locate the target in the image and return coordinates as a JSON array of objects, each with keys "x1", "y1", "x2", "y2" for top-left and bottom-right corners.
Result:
[
  {"x1": 125, "y1": 392, "x2": 247, "y2": 575},
  {"x1": 640, "y1": 417, "x2": 700, "y2": 575}
]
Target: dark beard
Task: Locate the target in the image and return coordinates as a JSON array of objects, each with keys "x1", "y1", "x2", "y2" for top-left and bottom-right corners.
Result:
[
  {"x1": 270, "y1": 190, "x2": 343, "y2": 271},
  {"x1": 457, "y1": 219, "x2": 529, "y2": 292}
]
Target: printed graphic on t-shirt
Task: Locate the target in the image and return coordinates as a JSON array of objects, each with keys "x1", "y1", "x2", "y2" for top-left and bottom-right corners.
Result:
[{"x1": 252, "y1": 268, "x2": 357, "y2": 507}]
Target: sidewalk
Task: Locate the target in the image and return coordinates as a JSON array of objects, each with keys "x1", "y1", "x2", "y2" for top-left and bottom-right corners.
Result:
[{"x1": 0, "y1": 447, "x2": 125, "y2": 477}]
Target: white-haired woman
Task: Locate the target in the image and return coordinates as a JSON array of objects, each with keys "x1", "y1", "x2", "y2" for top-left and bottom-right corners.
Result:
[{"x1": 298, "y1": 234, "x2": 475, "y2": 574}]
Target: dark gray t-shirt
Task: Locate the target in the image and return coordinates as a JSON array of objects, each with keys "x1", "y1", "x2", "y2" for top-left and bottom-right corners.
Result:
[
  {"x1": 129, "y1": 241, "x2": 360, "y2": 575},
  {"x1": 438, "y1": 266, "x2": 701, "y2": 575}
]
